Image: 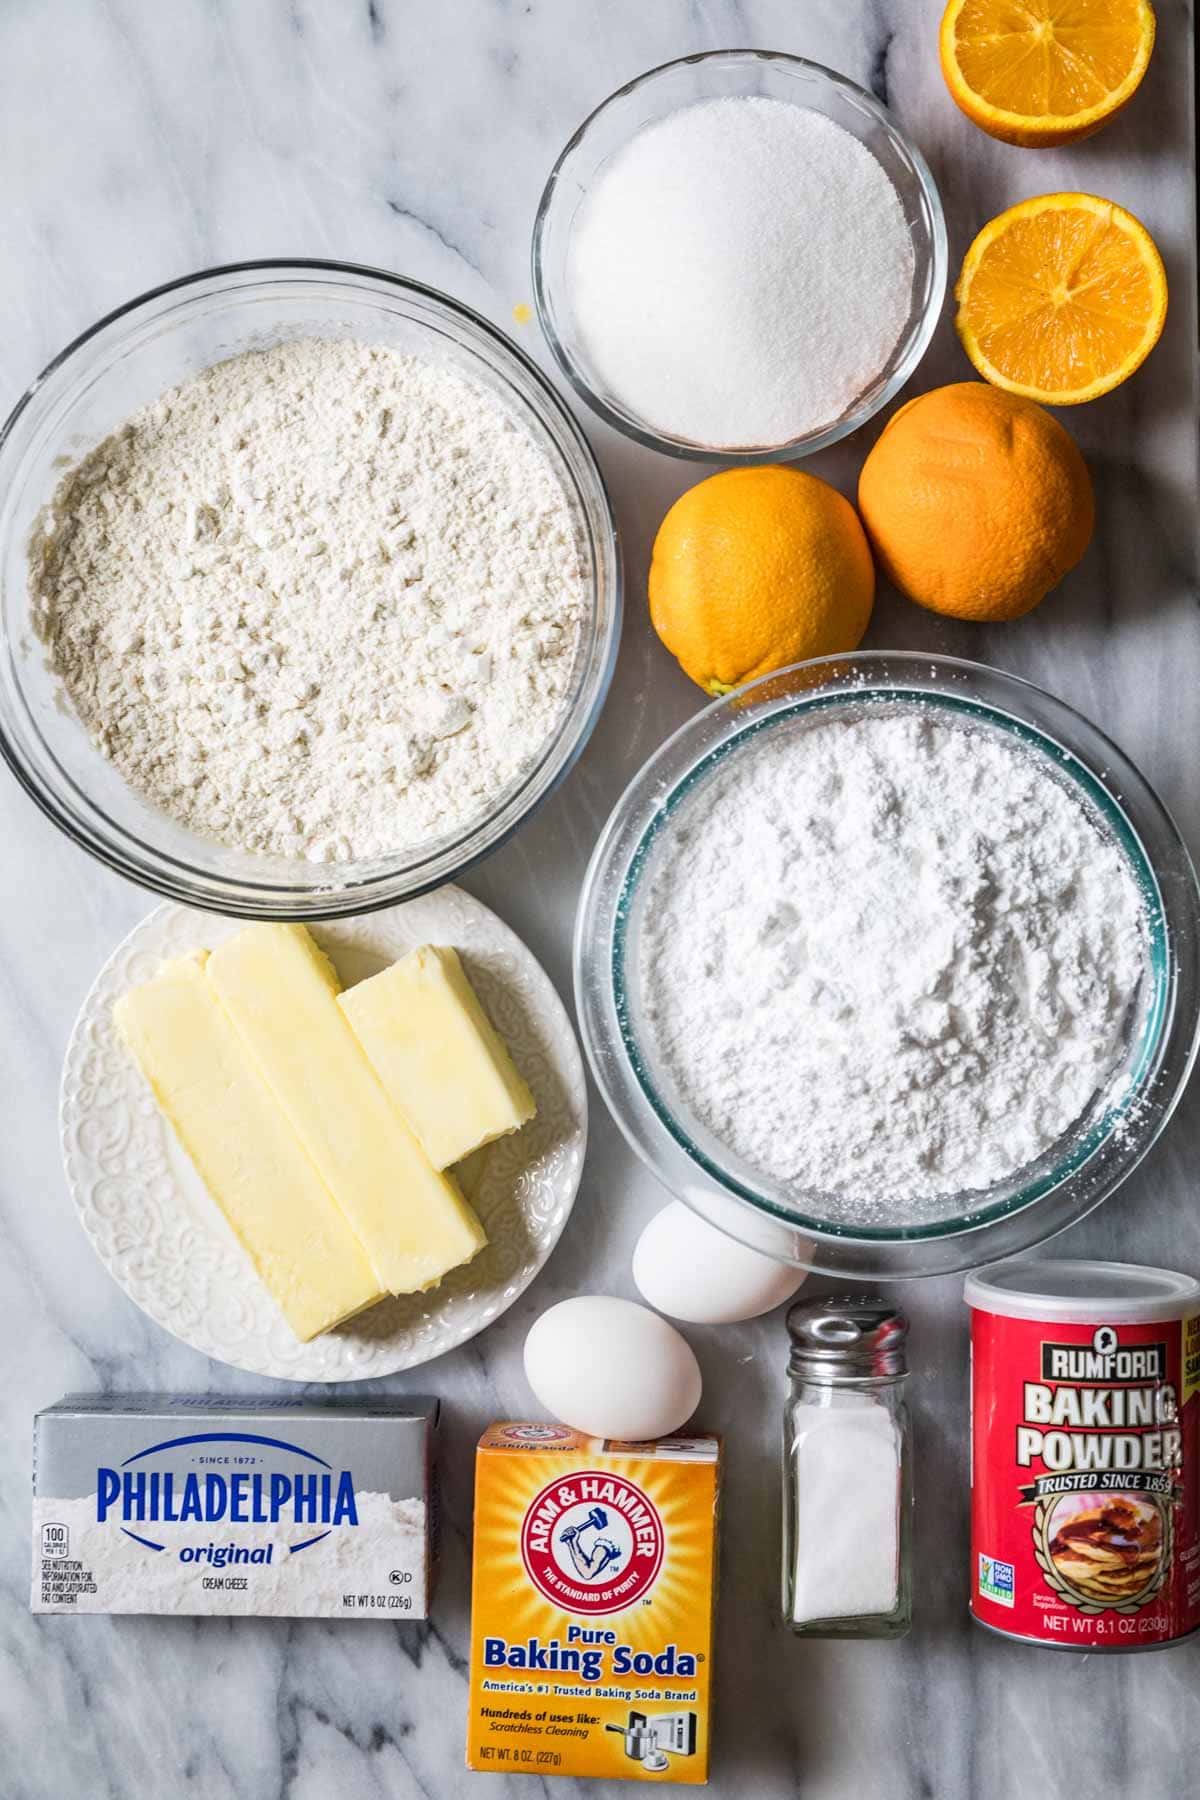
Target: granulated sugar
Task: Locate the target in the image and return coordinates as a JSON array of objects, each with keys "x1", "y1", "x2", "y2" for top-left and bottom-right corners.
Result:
[
  {"x1": 639, "y1": 710, "x2": 1149, "y2": 1219},
  {"x1": 566, "y1": 97, "x2": 914, "y2": 446}
]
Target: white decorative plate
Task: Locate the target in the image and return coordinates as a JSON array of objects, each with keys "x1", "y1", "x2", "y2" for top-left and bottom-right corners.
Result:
[{"x1": 61, "y1": 889, "x2": 587, "y2": 1381}]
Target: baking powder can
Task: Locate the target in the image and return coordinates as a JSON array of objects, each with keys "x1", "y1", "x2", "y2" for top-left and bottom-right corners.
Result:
[{"x1": 966, "y1": 1260, "x2": 1200, "y2": 1651}]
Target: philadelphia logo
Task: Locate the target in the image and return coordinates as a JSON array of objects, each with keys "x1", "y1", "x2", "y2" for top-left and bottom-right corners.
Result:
[{"x1": 97, "y1": 1432, "x2": 358, "y2": 1558}]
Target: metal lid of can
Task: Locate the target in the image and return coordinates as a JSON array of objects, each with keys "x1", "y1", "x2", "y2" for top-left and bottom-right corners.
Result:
[
  {"x1": 785, "y1": 1296, "x2": 908, "y2": 1379},
  {"x1": 964, "y1": 1259, "x2": 1200, "y2": 1324}
]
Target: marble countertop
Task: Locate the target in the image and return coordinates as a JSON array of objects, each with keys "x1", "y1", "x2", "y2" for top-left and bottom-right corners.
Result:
[{"x1": 2, "y1": 2, "x2": 1197, "y2": 1795}]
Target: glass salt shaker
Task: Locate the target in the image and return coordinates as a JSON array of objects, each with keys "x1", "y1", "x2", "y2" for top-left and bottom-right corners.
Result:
[{"x1": 782, "y1": 1297, "x2": 912, "y2": 1639}]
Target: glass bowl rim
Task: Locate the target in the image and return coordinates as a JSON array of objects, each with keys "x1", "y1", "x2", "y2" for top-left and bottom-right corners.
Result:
[
  {"x1": 0, "y1": 257, "x2": 623, "y2": 919},
  {"x1": 531, "y1": 47, "x2": 949, "y2": 463},
  {"x1": 574, "y1": 650, "x2": 1200, "y2": 1257}
]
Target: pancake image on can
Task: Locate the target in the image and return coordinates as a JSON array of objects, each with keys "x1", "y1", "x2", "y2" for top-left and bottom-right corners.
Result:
[{"x1": 1040, "y1": 1492, "x2": 1167, "y2": 1610}]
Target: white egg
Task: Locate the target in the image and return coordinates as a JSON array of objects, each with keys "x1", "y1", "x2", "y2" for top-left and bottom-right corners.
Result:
[
  {"x1": 523, "y1": 1295, "x2": 702, "y2": 1440},
  {"x1": 632, "y1": 1201, "x2": 809, "y2": 1324}
]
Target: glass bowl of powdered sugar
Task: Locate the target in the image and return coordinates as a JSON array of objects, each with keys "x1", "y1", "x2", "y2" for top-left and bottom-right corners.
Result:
[
  {"x1": 574, "y1": 653, "x2": 1200, "y2": 1280},
  {"x1": 533, "y1": 50, "x2": 946, "y2": 459},
  {"x1": 0, "y1": 261, "x2": 620, "y2": 917}
]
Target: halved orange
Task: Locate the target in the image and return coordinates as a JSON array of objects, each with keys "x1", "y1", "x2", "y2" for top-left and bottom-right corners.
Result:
[
  {"x1": 940, "y1": 0, "x2": 1156, "y2": 147},
  {"x1": 955, "y1": 193, "x2": 1167, "y2": 404}
]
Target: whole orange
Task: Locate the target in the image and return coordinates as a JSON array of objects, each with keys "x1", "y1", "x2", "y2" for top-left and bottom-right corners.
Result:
[
  {"x1": 649, "y1": 465, "x2": 874, "y2": 694},
  {"x1": 856, "y1": 384, "x2": 1094, "y2": 621}
]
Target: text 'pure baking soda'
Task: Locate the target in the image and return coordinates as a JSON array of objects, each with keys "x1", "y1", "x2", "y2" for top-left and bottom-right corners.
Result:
[
  {"x1": 467, "y1": 1425, "x2": 721, "y2": 1781},
  {"x1": 966, "y1": 1262, "x2": 1200, "y2": 1650}
]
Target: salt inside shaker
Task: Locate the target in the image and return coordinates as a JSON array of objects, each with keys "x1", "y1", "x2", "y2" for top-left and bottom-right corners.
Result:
[{"x1": 782, "y1": 1297, "x2": 912, "y2": 1638}]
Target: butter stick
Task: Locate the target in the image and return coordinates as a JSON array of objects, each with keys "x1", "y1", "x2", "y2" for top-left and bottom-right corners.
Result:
[
  {"x1": 206, "y1": 924, "x2": 486, "y2": 1294},
  {"x1": 114, "y1": 952, "x2": 386, "y2": 1343},
  {"x1": 339, "y1": 945, "x2": 536, "y2": 1170}
]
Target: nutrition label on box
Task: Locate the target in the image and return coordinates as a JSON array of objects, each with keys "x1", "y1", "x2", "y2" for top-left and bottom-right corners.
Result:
[{"x1": 37, "y1": 1525, "x2": 98, "y2": 1607}]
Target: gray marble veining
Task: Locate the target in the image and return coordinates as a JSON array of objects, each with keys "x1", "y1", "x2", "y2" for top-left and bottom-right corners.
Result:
[{"x1": 1, "y1": 2, "x2": 1197, "y2": 1796}]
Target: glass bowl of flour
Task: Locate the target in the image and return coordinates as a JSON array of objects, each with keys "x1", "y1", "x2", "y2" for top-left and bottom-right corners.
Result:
[
  {"x1": 0, "y1": 262, "x2": 620, "y2": 917},
  {"x1": 574, "y1": 654, "x2": 1200, "y2": 1280},
  {"x1": 533, "y1": 50, "x2": 946, "y2": 460}
]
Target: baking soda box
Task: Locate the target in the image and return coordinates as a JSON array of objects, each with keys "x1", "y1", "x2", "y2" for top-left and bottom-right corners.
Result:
[{"x1": 467, "y1": 1424, "x2": 721, "y2": 1782}]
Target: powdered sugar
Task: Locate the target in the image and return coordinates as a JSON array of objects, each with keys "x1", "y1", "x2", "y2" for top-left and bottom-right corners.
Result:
[
  {"x1": 638, "y1": 709, "x2": 1149, "y2": 1220},
  {"x1": 31, "y1": 338, "x2": 585, "y2": 863},
  {"x1": 566, "y1": 97, "x2": 914, "y2": 446}
]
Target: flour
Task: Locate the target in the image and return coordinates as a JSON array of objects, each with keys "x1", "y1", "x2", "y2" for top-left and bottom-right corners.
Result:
[
  {"x1": 566, "y1": 97, "x2": 914, "y2": 446},
  {"x1": 638, "y1": 710, "x2": 1149, "y2": 1220},
  {"x1": 31, "y1": 338, "x2": 585, "y2": 862},
  {"x1": 32, "y1": 1490, "x2": 427, "y2": 1617}
]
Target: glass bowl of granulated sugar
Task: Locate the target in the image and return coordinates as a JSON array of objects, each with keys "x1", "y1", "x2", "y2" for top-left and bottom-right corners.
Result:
[
  {"x1": 575, "y1": 653, "x2": 1200, "y2": 1281},
  {"x1": 533, "y1": 50, "x2": 947, "y2": 460},
  {"x1": 0, "y1": 262, "x2": 620, "y2": 918}
]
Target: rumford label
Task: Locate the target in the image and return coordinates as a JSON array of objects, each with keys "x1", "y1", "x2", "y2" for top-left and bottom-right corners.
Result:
[
  {"x1": 969, "y1": 1311, "x2": 1200, "y2": 1648},
  {"x1": 31, "y1": 1395, "x2": 436, "y2": 1618},
  {"x1": 467, "y1": 1424, "x2": 720, "y2": 1782}
]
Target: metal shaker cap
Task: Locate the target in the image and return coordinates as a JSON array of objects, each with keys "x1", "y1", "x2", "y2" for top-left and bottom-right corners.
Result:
[{"x1": 786, "y1": 1296, "x2": 909, "y2": 1380}]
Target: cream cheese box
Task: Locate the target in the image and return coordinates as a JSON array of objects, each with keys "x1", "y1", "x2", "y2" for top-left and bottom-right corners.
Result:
[{"x1": 32, "y1": 1395, "x2": 436, "y2": 1618}]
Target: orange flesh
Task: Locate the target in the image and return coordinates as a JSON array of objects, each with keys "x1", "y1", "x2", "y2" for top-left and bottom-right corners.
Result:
[
  {"x1": 963, "y1": 203, "x2": 1160, "y2": 389},
  {"x1": 949, "y1": 0, "x2": 1151, "y2": 118}
]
